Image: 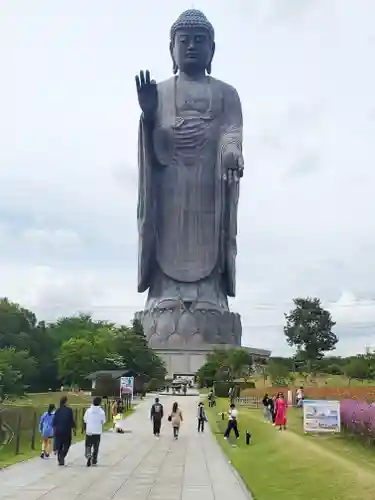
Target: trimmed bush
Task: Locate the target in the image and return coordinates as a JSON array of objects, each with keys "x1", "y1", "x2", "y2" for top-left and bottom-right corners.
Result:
[{"x1": 214, "y1": 381, "x2": 255, "y2": 398}]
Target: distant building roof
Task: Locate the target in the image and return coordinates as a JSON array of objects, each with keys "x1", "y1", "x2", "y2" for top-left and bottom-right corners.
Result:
[{"x1": 85, "y1": 370, "x2": 131, "y2": 381}]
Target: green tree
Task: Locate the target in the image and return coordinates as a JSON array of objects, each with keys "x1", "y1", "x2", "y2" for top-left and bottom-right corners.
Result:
[
  {"x1": 0, "y1": 347, "x2": 36, "y2": 400},
  {"x1": 197, "y1": 348, "x2": 253, "y2": 386},
  {"x1": 345, "y1": 355, "x2": 375, "y2": 384},
  {"x1": 284, "y1": 297, "x2": 338, "y2": 368},
  {"x1": 111, "y1": 324, "x2": 166, "y2": 382},
  {"x1": 325, "y1": 364, "x2": 343, "y2": 375},
  {"x1": 0, "y1": 298, "x2": 37, "y2": 350},
  {"x1": 57, "y1": 320, "x2": 166, "y2": 386},
  {"x1": 267, "y1": 360, "x2": 289, "y2": 380},
  {"x1": 58, "y1": 337, "x2": 102, "y2": 385},
  {"x1": 48, "y1": 314, "x2": 112, "y2": 346},
  {"x1": 0, "y1": 298, "x2": 57, "y2": 391},
  {"x1": 228, "y1": 349, "x2": 254, "y2": 380}
]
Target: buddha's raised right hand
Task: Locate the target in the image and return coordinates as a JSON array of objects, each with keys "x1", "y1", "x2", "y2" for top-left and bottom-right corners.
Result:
[{"x1": 135, "y1": 70, "x2": 158, "y2": 121}]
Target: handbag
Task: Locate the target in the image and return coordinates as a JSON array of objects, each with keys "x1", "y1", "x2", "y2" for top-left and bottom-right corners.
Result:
[{"x1": 168, "y1": 415, "x2": 172, "y2": 422}]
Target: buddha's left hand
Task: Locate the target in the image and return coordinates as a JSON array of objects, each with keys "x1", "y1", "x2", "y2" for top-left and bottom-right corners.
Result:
[{"x1": 223, "y1": 149, "x2": 244, "y2": 183}]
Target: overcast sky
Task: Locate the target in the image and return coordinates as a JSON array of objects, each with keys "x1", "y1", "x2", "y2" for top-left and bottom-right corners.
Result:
[{"x1": 1, "y1": 0, "x2": 375, "y2": 356}]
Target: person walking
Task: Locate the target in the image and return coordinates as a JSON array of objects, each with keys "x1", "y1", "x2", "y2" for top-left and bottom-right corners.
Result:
[
  {"x1": 197, "y1": 402, "x2": 207, "y2": 433},
  {"x1": 169, "y1": 402, "x2": 183, "y2": 440},
  {"x1": 224, "y1": 403, "x2": 239, "y2": 440},
  {"x1": 268, "y1": 395, "x2": 275, "y2": 424},
  {"x1": 271, "y1": 394, "x2": 278, "y2": 425},
  {"x1": 150, "y1": 397, "x2": 164, "y2": 437},
  {"x1": 275, "y1": 392, "x2": 287, "y2": 431},
  {"x1": 296, "y1": 386, "x2": 304, "y2": 408},
  {"x1": 52, "y1": 396, "x2": 76, "y2": 466},
  {"x1": 83, "y1": 396, "x2": 106, "y2": 467},
  {"x1": 39, "y1": 403, "x2": 55, "y2": 458},
  {"x1": 262, "y1": 393, "x2": 272, "y2": 422}
]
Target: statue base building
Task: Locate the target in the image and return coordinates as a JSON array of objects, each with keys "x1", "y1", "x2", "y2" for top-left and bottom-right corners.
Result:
[
  {"x1": 151, "y1": 344, "x2": 271, "y2": 378},
  {"x1": 135, "y1": 305, "x2": 242, "y2": 348},
  {"x1": 135, "y1": 307, "x2": 271, "y2": 377}
]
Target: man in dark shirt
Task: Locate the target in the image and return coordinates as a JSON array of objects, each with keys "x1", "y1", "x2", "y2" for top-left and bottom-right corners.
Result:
[
  {"x1": 52, "y1": 396, "x2": 76, "y2": 465},
  {"x1": 150, "y1": 397, "x2": 164, "y2": 437}
]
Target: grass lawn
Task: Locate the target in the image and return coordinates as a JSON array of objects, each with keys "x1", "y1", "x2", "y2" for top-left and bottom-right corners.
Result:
[
  {"x1": 4, "y1": 391, "x2": 93, "y2": 407},
  {"x1": 0, "y1": 392, "x2": 132, "y2": 468},
  {"x1": 208, "y1": 399, "x2": 375, "y2": 500}
]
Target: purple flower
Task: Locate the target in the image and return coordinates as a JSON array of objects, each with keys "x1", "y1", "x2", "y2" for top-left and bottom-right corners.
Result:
[{"x1": 340, "y1": 399, "x2": 375, "y2": 438}]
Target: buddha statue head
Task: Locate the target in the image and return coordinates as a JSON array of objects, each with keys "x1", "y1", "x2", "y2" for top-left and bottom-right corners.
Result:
[{"x1": 170, "y1": 9, "x2": 215, "y2": 77}]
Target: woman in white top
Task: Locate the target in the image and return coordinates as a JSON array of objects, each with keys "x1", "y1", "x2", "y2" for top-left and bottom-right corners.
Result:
[
  {"x1": 224, "y1": 403, "x2": 239, "y2": 440},
  {"x1": 170, "y1": 402, "x2": 183, "y2": 440}
]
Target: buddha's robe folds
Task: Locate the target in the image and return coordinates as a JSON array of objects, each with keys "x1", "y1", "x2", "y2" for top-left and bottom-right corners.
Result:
[{"x1": 137, "y1": 75, "x2": 243, "y2": 310}]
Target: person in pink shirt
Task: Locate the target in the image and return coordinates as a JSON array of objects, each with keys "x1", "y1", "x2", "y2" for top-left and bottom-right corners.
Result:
[{"x1": 274, "y1": 393, "x2": 287, "y2": 431}]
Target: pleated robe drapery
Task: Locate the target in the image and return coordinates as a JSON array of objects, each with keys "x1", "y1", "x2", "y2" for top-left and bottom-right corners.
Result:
[{"x1": 137, "y1": 76, "x2": 243, "y2": 299}]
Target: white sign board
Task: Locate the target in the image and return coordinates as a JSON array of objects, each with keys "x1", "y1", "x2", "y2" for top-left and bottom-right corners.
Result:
[
  {"x1": 303, "y1": 399, "x2": 341, "y2": 433},
  {"x1": 119, "y1": 376, "x2": 134, "y2": 401}
]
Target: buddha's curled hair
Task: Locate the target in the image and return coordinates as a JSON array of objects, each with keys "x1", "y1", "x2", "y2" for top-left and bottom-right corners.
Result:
[{"x1": 170, "y1": 9, "x2": 215, "y2": 43}]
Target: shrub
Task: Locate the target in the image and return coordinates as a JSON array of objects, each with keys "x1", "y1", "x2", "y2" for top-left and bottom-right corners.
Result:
[
  {"x1": 214, "y1": 381, "x2": 255, "y2": 398},
  {"x1": 325, "y1": 364, "x2": 343, "y2": 375}
]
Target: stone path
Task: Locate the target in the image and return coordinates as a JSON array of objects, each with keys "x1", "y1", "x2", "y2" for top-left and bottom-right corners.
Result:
[{"x1": 0, "y1": 395, "x2": 251, "y2": 500}]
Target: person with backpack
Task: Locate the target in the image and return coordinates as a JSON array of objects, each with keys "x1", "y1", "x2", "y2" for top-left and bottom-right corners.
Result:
[
  {"x1": 39, "y1": 403, "x2": 56, "y2": 458},
  {"x1": 150, "y1": 397, "x2": 164, "y2": 437},
  {"x1": 83, "y1": 396, "x2": 106, "y2": 467},
  {"x1": 197, "y1": 402, "x2": 207, "y2": 433}
]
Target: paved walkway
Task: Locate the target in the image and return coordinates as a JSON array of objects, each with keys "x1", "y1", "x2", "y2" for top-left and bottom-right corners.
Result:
[{"x1": 0, "y1": 396, "x2": 251, "y2": 500}]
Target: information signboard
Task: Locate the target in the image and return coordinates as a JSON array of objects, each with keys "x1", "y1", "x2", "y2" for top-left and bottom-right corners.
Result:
[
  {"x1": 303, "y1": 399, "x2": 341, "y2": 433},
  {"x1": 119, "y1": 376, "x2": 134, "y2": 401}
]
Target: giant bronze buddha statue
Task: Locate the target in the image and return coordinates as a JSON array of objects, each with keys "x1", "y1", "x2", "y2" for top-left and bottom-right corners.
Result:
[{"x1": 134, "y1": 10, "x2": 244, "y2": 348}]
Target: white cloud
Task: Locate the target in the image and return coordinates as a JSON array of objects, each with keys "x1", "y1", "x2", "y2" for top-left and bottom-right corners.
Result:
[{"x1": 0, "y1": 0, "x2": 375, "y2": 356}]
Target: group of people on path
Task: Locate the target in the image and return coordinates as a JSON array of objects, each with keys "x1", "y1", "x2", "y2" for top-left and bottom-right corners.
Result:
[
  {"x1": 39, "y1": 395, "x2": 106, "y2": 467},
  {"x1": 39, "y1": 396, "x2": 76, "y2": 464},
  {"x1": 39, "y1": 395, "x2": 208, "y2": 468},
  {"x1": 150, "y1": 397, "x2": 208, "y2": 439}
]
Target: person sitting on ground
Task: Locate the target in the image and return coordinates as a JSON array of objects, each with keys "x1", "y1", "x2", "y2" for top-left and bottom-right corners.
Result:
[
  {"x1": 113, "y1": 413, "x2": 124, "y2": 433},
  {"x1": 224, "y1": 403, "x2": 239, "y2": 440},
  {"x1": 112, "y1": 399, "x2": 123, "y2": 429}
]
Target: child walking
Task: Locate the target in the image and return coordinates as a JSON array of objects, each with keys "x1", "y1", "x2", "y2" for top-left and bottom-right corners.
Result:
[{"x1": 39, "y1": 404, "x2": 55, "y2": 458}]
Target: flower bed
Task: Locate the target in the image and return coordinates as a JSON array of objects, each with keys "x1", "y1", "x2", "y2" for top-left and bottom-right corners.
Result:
[
  {"x1": 241, "y1": 386, "x2": 375, "y2": 402},
  {"x1": 340, "y1": 399, "x2": 375, "y2": 441}
]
